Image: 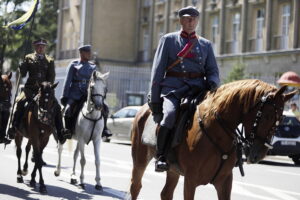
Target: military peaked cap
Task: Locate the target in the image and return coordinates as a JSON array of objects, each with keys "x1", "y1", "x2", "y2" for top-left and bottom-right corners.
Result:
[
  {"x1": 78, "y1": 45, "x2": 92, "y2": 52},
  {"x1": 32, "y1": 39, "x2": 48, "y2": 45},
  {"x1": 178, "y1": 6, "x2": 199, "y2": 17}
]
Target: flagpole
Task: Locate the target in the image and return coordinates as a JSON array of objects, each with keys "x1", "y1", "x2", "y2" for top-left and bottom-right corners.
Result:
[{"x1": 5, "y1": 4, "x2": 38, "y2": 145}]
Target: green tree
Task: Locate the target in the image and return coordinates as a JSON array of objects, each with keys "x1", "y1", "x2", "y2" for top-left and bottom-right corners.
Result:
[
  {"x1": 0, "y1": 0, "x2": 58, "y2": 72},
  {"x1": 223, "y1": 61, "x2": 246, "y2": 84}
]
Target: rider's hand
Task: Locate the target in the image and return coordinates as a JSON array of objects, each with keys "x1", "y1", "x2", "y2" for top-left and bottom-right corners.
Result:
[
  {"x1": 60, "y1": 96, "x2": 68, "y2": 106},
  {"x1": 207, "y1": 81, "x2": 218, "y2": 92}
]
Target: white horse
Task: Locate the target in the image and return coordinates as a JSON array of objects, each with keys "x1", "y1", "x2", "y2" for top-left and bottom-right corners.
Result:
[{"x1": 54, "y1": 71, "x2": 109, "y2": 191}]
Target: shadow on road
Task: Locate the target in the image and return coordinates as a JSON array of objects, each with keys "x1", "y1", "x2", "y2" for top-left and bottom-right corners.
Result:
[
  {"x1": 259, "y1": 160, "x2": 299, "y2": 167},
  {"x1": 0, "y1": 184, "x2": 39, "y2": 200}
]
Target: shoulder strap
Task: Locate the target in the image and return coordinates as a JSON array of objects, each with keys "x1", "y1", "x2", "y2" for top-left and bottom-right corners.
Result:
[{"x1": 166, "y1": 35, "x2": 199, "y2": 71}]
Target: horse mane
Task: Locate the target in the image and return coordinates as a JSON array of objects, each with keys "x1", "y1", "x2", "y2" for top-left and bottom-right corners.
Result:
[{"x1": 203, "y1": 79, "x2": 277, "y2": 115}]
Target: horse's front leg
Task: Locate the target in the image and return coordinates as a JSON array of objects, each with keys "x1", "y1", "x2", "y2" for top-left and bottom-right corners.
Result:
[
  {"x1": 213, "y1": 173, "x2": 233, "y2": 200},
  {"x1": 184, "y1": 177, "x2": 197, "y2": 200},
  {"x1": 71, "y1": 141, "x2": 80, "y2": 185},
  {"x1": 78, "y1": 141, "x2": 86, "y2": 189},
  {"x1": 54, "y1": 142, "x2": 63, "y2": 177},
  {"x1": 15, "y1": 133, "x2": 23, "y2": 183},
  {"x1": 161, "y1": 170, "x2": 180, "y2": 200},
  {"x1": 22, "y1": 140, "x2": 31, "y2": 176},
  {"x1": 93, "y1": 138, "x2": 102, "y2": 191}
]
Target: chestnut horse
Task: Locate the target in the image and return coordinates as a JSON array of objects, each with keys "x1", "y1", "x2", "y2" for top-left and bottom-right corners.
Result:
[
  {"x1": 129, "y1": 79, "x2": 296, "y2": 200},
  {"x1": 14, "y1": 82, "x2": 58, "y2": 193},
  {"x1": 0, "y1": 72, "x2": 12, "y2": 143}
]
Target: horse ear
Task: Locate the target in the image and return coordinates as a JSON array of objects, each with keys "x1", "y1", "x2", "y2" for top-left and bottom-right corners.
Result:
[
  {"x1": 7, "y1": 72, "x2": 12, "y2": 79},
  {"x1": 274, "y1": 85, "x2": 287, "y2": 98},
  {"x1": 51, "y1": 82, "x2": 59, "y2": 89},
  {"x1": 283, "y1": 90, "x2": 298, "y2": 102},
  {"x1": 100, "y1": 71, "x2": 110, "y2": 81}
]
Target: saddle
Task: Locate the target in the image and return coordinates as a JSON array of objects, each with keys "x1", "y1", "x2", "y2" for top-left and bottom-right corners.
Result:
[{"x1": 142, "y1": 90, "x2": 207, "y2": 148}]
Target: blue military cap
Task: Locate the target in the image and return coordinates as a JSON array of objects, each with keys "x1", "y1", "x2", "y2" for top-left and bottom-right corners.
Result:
[
  {"x1": 78, "y1": 45, "x2": 92, "y2": 52},
  {"x1": 178, "y1": 6, "x2": 199, "y2": 17}
]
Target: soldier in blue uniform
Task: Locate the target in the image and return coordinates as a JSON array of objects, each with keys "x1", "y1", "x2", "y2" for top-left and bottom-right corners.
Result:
[
  {"x1": 148, "y1": 6, "x2": 220, "y2": 172},
  {"x1": 7, "y1": 39, "x2": 67, "y2": 144},
  {"x1": 61, "y1": 45, "x2": 112, "y2": 138}
]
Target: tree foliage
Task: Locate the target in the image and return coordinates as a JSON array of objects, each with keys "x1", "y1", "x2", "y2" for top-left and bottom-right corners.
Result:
[
  {"x1": 0, "y1": 0, "x2": 58, "y2": 72},
  {"x1": 223, "y1": 61, "x2": 246, "y2": 84}
]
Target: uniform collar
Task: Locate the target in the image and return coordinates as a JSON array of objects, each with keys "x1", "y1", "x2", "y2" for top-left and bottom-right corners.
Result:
[{"x1": 180, "y1": 30, "x2": 197, "y2": 39}]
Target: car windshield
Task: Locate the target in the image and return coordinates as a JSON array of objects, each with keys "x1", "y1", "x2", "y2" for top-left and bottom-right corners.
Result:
[
  {"x1": 282, "y1": 116, "x2": 300, "y2": 126},
  {"x1": 113, "y1": 108, "x2": 138, "y2": 118}
]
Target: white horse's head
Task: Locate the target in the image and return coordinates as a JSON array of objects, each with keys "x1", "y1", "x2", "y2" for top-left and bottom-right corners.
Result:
[{"x1": 87, "y1": 71, "x2": 109, "y2": 112}]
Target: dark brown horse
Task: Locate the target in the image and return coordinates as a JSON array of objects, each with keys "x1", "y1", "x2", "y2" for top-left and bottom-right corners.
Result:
[
  {"x1": 130, "y1": 79, "x2": 296, "y2": 200},
  {"x1": 14, "y1": 81, "x2": 58, "y2": 193},
  {"x1": 0, "y1": 72, "x2": 12, "y2": 143}
]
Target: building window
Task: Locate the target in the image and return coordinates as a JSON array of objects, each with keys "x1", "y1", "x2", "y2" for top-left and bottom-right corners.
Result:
[
  {"x1": 232, "y1": 13, "x2": 240, "y2": 53},
  {"x1": 211, "y1": 15, "x2": 219, "y2": 54},
  {"x1": 281, "y1": 4, "x2": 290, "y2": 49},
  {"x1": 255, "y1": 9, "x2": 264, "y2": 51},
  {"x1": 143, "y1": 30, "x2": 150, "y2": 62}
]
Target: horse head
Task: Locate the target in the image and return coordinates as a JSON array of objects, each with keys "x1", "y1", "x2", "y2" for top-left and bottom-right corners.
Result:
[
  {"x1": 0, "y1": 72, "x2": 12, "y2": 102},
  {"x1": 242, "y1": 85, "x2": 297, "y2": 163},
  {"x1": 36, "y1": 81, "x2": 58, "y2": 125},
  {"x1": 87, "y1": 71, "x2": 109, "y2": 111}
]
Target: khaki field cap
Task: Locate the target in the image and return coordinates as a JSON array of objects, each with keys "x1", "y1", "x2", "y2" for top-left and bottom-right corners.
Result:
[
  {"x1": 32, "y1": 39, "x2": 48, "y2": 46},
  {"x1": 178, "y1": 6, "x2": 199, "y2": 17}
]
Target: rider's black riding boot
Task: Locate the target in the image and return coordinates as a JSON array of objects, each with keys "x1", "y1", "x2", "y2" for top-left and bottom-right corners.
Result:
[
  {"x1": 54, "y1": 108, "x2": 67, "y2": 144},
  {"x1": 63, "y1": 116, "x2": 73, "y2": 139},
  {"x1": 102, "y1": 115, "x2": 112, "y2": 138},
  {"x1": 155, "y1": 126, "x2": 171, "y2": 172}
]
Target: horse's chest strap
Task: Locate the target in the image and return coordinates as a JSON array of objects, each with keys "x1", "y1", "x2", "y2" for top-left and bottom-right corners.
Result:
[{"x1": 198, "y1": 118, "x2": 235, "y2": 183}]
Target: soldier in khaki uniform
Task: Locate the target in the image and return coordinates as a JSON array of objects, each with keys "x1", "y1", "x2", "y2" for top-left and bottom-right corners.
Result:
[{"x1": 7, "y1": 39, "x2": 67, "y2": 144}]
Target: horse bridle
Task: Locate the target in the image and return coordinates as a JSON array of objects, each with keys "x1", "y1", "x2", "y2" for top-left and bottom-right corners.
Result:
[
  {"x1": 198, "y1": 93, "x2": 284, "y2": 182},
  {"x1": 243, "y1": 94, "x2": 284, "y2": 150},
  {"x1": 36, "y1": 89, "x2": 55, "y2": 126},
  {"x1": 89, "y1": 80, "x2": 107, "y2": 111}
]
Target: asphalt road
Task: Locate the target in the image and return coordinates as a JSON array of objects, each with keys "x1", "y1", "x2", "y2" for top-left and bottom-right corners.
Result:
[{"x1": 0, "y1": 137, "x2": 300, "y2": 200}]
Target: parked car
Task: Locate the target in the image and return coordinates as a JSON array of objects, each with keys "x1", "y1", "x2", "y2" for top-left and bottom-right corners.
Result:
[
  {"x1": 269, "y1": 110, "x2": 300, "y2": 165},
  {"x1": 106, "y1": 106, "x2": 142, "y2": 143}
]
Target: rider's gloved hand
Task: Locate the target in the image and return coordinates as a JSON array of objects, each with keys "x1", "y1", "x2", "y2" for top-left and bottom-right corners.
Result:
[
  {"x1": 207, "y1": 81, "x2": 218, "y2": 92},
  {"x1": 60, "y1": 96, "x2": 68, "y2": 106}
]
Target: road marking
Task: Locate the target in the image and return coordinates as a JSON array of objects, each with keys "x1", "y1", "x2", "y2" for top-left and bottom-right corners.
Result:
[{"x1": 268, "y1": 169, "x2": 300, "y2": 177}]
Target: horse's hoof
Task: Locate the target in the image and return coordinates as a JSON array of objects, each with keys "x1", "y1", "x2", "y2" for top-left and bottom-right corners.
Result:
[
  {"x1": 95, "y1": 184, "x2": 103, "y2": 192},
  {"x1": 29, "y1": 180, "x2": 36, "y2": 188},
  {"x1": 22, "y1": 170, "x2": 28, "y2": 176},
  {"x1": 54, "y1": 171, "x2": 60, "y2": 177},
  {"x1": 39, "y1": 185, "x2": 47, "y2": 194},
  {"x1": 70, "y1": 178, "x2": 77, "y2": 185},
  {"x1": 78, "y1": 183, "x2": 85, "y2": 190},
  {"x1": 17, "y1": 176, "x2": 23, "y2": 183}
]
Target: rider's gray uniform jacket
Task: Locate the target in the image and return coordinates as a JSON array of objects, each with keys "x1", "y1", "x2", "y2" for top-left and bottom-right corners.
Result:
[
  {"x1": 149, "y1": 31, "x2": 220, "y2": 103},
  {"x1": 62, "y1": 60, "x2": 96, "y2": 101}
]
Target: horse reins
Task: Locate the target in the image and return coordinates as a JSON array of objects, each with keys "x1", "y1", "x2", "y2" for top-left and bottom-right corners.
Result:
[{"x1": 198, "y1": 93, "x2": 284, "y2": 183}]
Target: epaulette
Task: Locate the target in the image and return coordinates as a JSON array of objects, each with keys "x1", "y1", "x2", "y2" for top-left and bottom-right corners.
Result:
[
  {"x1": 25, "y1": 53, "x2": 35, "y2": 60},
  {"x1": 45, "y1": 54, "x2": 54, "y2": 62}
]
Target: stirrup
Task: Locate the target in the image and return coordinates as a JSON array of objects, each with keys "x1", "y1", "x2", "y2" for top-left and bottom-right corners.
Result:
[
  {"x1": 7, "y1": 127, "x2": 16, "y2": 139},
  {"x1": 155, "y1": 156, "x2": 169, "y2": 172},
  {"x1": 0, "y1": 137, "x2": 11, "y2": 145},
  {"x1": 63, "y1": 129, "x2": 72, "y2": 139},
  {"x1": 102, "y1": 129, "x2": 112, "y2": 138}
]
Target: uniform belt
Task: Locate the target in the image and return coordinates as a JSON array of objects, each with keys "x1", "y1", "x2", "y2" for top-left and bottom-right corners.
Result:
[
  {"x1": 72, "y1": 79, "x2": 89, "y2": 84},
  {"x1": 166, "y1": 71, "x2": 204, "y2": 79}
]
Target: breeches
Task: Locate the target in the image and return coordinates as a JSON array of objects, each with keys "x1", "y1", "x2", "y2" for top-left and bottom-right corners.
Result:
[{"x1": 160, "y1": 94, "x2": 180, "y2": 129}]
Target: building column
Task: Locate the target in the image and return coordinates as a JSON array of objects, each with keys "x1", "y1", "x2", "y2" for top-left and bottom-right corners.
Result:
[
  {"x1": 200, "y1": 0, "x2": 207, "y2": 37},
  {"x1": 293, "y1": 0, "x2": 300, "y2": 49},
  {"x1": 165, "y1": 0, "x2": 171, "y2": 33},
  {"x1": 150, "y1": 0, "x2": 155, "y2": 59},
  {"x1": 265, "y1": 0, "x2": 273, "y2": 51},
  {"x1": 55, "y1": 0, "x2": 63, "y2": 60},
  {"x1": 219, "y1": 0, "x2": 226, "y2": 55},
  {"x1": 241, "y1": 0, "x2": 248, "y2": 52}
]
